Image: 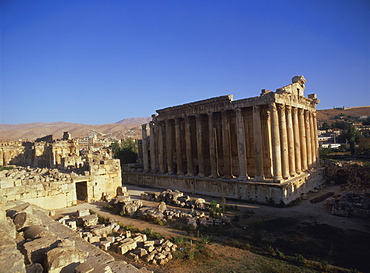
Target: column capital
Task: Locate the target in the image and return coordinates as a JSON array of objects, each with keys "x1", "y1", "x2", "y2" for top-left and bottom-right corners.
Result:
[
  {"x1": 277, "y1": 104, "x2": 285, "y2": 111},
  {"x1": 285, "y1": 105, "x2": 292, "y2": 111},
  {"x1": 141, "y1": 123, "x2": 147, "y2": 130}
]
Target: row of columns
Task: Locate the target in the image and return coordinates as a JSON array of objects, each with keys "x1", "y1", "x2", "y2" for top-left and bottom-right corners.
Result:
[{"x1": 142, "y1": 103, "x2": 318, "y2": 182}]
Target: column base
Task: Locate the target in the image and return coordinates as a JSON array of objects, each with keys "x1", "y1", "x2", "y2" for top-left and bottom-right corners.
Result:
[
  {"x1": 237, "y1": 175, "x2": 249, "y2": 181},
  {"x1": 254, "y1": 176, "x2": 265, "y2": 182},
  {"x1": 198, "y1": 173, "x2": 205, "y2": 178},
  {"x1": 185, "y1": 173, "x2": 194, "y2": 177},
  {"x1": 209, "y1": 174, "x2": 218, "y2": 179},
  {"x1": 273, "y1": 176, "x2": 283, "y2": 182}
]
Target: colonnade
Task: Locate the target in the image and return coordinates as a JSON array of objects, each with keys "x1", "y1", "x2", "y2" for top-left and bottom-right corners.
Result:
[{"x1": 142, "y1": 103, "x2": 318, "y2": 182}]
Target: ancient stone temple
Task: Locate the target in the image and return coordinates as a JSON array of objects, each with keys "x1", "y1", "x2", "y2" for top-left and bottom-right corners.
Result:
[{"x1": 124, "y1": 76, "x2": 324, "y2": 205}]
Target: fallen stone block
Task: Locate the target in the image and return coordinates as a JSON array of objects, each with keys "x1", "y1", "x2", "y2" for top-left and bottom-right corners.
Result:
[
  {"x1": 121, "y1": 238, "x2": 137, "y2": 251},
  {"x1": 87, "y1": 236, "x2": 100, "y2": 244},
  {"x1": 91, "y1": 224, "x2": 114, "y2": 238},
  {"x1": 24, "y1": 225, "x2": 55, "y2": 240},
  {"x1": 23, "y1": 236, "x2": 59, "y2": 264},
  {"x1": 45, "y1": 246, "x2": 88, "y2": 273},
  {"x1": 77, "y1": 209, "x2": 90, "y2": 217},
  {"x1": 132, "y1": 248, "x2": 148, "y2": 257},
  {"x1": 14, "y1": 211, "x2": 42, "y2": 231},
  {"x1": 100, "y1": 241, "x2": 111, "y2": 251},
  {"x1": 77, "y1": 214, "x2": 98, "y2": 227},
  {"x1": 6, "y1": 202, "x2": 33, "y2": 219}
]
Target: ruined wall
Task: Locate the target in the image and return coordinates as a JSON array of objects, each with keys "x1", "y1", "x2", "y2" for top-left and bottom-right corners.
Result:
[
  {"x1": 0, "y1": 160, "x2": 122, "y2": 210},
  {"x1": 0, "y1": 137, "x2": 122, "y2": 210},
  {"x1": 322, "y1": 160, "x2": 370, "y2": 185}
]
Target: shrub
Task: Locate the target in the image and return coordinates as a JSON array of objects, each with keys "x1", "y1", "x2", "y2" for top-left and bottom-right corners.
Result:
[
  {"x1": 174, "y1": 236, "x2": 184, "y2": 244},
  {"x1": 143, "y1": 227, "x2": 153, "y2": 236}
]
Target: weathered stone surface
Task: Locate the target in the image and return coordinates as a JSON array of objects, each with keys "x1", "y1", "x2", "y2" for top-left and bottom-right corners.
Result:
[
  {"x1": 6, "y1": 202, "x2": 33, "y2": 219},
  {"x1": 78, "y1": 214, "x2": 98, "y2": 227},
  {"x1": 157, "y1": 201, "x2": 167, "y2": 213},
  {"x1": 91, "y1": 224, "x2": 114, "y2": 238},
  {"x1": 45, "y1": 246, "x2": 88, "y2": 273},
  {"x1": 14, "y1": 211, "x2": 42, "y2": 231},
  {"x1": 74, "y1": 262, "x2": 94, "y2": 273},
  {"x1": 24, "y1": 225, "x2": 55, "y2": 240},
  {"x1": 23, "y1": 235, "x2": 59, "y2": 264},
  {"x1": 0, "y1": 219, "x2": 26, "y2": 273},
  {"x1": 77, "y1": 209, "x2": 90, "y2": 217}
]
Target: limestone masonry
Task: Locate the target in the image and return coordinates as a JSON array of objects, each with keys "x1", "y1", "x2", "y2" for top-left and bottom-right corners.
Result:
[
  {"x1": 0, "y1": 135, "x2": 121, "y2": 209},
  {"x1": 125, "y1": 76, "x2": 324, "y2": 205}
]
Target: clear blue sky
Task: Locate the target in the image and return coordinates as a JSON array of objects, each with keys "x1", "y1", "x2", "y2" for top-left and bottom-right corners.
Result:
[{"x1": 1, "y1": 0, "x2": 369, "y2": 125}]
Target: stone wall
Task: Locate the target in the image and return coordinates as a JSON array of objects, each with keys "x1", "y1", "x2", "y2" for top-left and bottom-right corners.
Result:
[
  {"x1": 122, "y1": 168, "x2": 324, "y2": 205},
  {"x1": 0, "y1": 162, "x2": 121, "y2": 210}
]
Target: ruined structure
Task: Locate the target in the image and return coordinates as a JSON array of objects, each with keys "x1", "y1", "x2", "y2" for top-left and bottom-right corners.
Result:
[
  {"x1": 125, "y1": 76, "x2": 324, "y2": 205},
  {"x1": 0, "y1": 133, "x2": 121, "y2": 210}
]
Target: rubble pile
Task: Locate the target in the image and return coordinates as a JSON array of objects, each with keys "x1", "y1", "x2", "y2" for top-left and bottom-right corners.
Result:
[
  {"x1": 110, "y1": 187, "x2": 231, "y2": 229},
  {"x1": 329, "y1": 191, "x2": 370, "y2": 218},
  {"x1": 141, "y1": 189, "x2": 210, "y2": 210},
  {"x1": 59, "y1": 209, "x2": 178, "y2": 265},
  {"x1": 322, "y1": 160, "x2": 370, "y2": 185}
]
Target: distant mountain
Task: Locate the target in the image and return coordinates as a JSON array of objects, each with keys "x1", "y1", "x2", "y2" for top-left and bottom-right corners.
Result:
[
  {"x1": 115, "y1": 117, "x2": 151, "y2": 125},
  {"x1": 0, "y1": 121, "x2": 146, "y2": 141}
]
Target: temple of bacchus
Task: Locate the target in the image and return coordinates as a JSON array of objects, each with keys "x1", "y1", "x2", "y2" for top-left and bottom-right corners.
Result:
[{"x1": 124, "y1": 76, "x2": 324, "y2": 205}]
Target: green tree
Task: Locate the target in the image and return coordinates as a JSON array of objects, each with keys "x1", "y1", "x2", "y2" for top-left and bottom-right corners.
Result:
[
  {"x1": 341, "y1": 124, "x2": 363, "y2": 155},
  {"x1": 320, "y1": 122, "x2": 331, "y2": 130},
  {"x1": 112, "y1": 138, "x2": 138, "y2": 165}
]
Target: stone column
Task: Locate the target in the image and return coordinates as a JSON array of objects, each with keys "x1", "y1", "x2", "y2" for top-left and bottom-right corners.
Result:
[
  {"x1": 309, "y1": 111, "x2": 317, "y2": 167},
  {"x1": 313, "y1": 112, "x2": 320, "y2": 166},
  {"x1": 298, "y1": 109, "x2": 307, "y2": 171},
  {"x1": 286, "y1": 106, "x2": 296, "y2": 177},
  {"x1": 158, "y1": 122, "x2": 165, "y2": 174},
  {"x1": 165, "y1": 119, "x2": 174, "y2": 174},
  {"x1": 270, "y1": 103, "x2": 282, "y2": 181},
  {"x1": 149, "y1": 121, "x2": 157, "y2": 173},
  {"x1": 263, "y1": 109, "x2": 273, "y2": 178},
  {"x1": 196, "y1": 114, "x2": 205, "y2": 177},
  {"x1": 305, "y1": 111, "x2": 312, "y2": 168},
  {"x1": 278, "y1": 104, "x2": 289, "y2": 179},
  {"x1": 253, "y1": 105, "x2": 264, "y2": 181},
  {"x1": 221, "y1": 111, "x2": 231, "y2": 178},
  {"x1": 208, "y1": 112, "x2": 217, "y2": 178},
  {"x1": 235, "y1": 108, "x2": 248, "y2": 180},
  {"x1": 292, "y1": 107, "x2": 301, "y2": 174},
  {"x1": 185, "y1": 116, "x2": 194, "y2": 176},
  {"x1": 174, "y1": 118, "x2": 184, "y2": 175},
  {"x1": 141, "y1": 124, "x2": 149, "y2": 172}
]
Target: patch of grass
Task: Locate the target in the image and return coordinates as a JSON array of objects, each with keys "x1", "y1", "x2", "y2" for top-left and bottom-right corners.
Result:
[
  {"x1": 154, "y1": 218, "x2": 166, "y2": 226},
  {"x1": 142, "y1": 227, "x2": 153, "y2": 236},
  {"x1": 174, "y1": 235, "x2": 184, "y2": 244},
  {"x1": 0, "y1": 166, "x2": 13, "y2": 171},
  {"x1": 103, "y1": 204, "x2": 115, "y2": 211}
]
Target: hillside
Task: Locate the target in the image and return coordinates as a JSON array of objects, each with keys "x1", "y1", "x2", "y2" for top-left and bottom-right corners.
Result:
[
  {"x1": 115, "y1": 117, "x2": 151, "y2": 125},
  {"x1": 316, "y1": 106, "x2": 370, "y2": 123}
]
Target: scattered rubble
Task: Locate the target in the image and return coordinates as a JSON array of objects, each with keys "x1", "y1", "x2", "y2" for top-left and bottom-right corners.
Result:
[
  {"x1": 110, "y1": 188, "x2": 231, "y2": 229},
  {"x1": 329, "y1": 190, "x2": 370, "y2": 218},
  {"x1": 57, "y1": 208, "x2": 178, "y2": 266}
]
